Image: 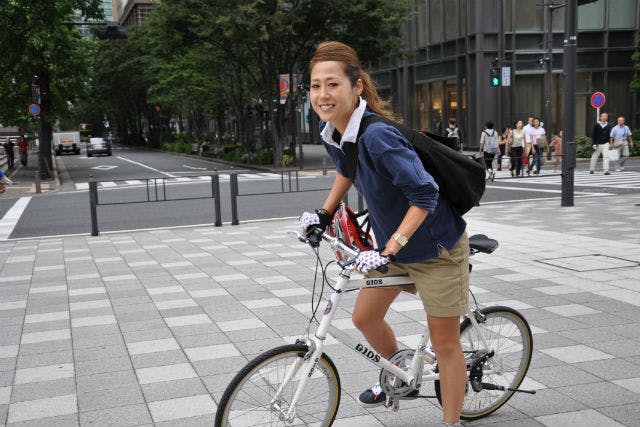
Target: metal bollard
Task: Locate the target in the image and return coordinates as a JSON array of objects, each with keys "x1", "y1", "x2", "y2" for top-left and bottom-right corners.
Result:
[
  {"x1": 89, "y1": 176, "x2": 99, "y2": 236},
  {"x1": 230, "y1": 173, "x2": 239, "y2": 225},
  {"x1": 35, "y1": 171, "x2": 41, "y2": 194},
  {"x1": 212, "y1": 174, "x2": 222, "y2": 227},
  {"x1": 322, "y1": 156, "x2": 327, "y2": 175}
]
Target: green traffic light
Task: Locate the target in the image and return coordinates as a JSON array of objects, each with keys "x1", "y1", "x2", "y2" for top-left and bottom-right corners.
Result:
[{"x1": 491, "y1": 77, "x2": 500, "y2": 86}]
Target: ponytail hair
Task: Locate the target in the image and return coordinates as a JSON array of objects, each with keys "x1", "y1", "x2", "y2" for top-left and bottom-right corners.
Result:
[{"x1": 310, "y1": 41, "x2": 398, "y2": 121}]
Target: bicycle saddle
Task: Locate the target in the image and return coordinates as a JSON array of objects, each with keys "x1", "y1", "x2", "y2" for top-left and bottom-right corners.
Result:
[{"x1": 468, "y1": 234, "x2": 498, "y2": 254}]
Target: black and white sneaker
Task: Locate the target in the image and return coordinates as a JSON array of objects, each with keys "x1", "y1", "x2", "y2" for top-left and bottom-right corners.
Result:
[
  {"x1": 358, "y1": 383, "x2": 419, "y2": 408},
  {"x1": 358, "y1": 383, "x2": 386, "y2": 407}
]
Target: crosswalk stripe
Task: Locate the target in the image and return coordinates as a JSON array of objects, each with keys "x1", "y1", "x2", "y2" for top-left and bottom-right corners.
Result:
[
  {"x1": 500, "y1": 171, "x2": 640, "y2": 188},
  {"x1": 71, "y1": 172, "x2": 314, "y2": 192}
]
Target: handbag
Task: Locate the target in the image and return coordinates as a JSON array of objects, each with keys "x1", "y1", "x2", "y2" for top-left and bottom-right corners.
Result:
[
  {"x1": 608, "y1": 149, "x2": 619, "y2": 161},
  {"x1": 501, "y1": 156, "x2": 510, "y2": 169}
]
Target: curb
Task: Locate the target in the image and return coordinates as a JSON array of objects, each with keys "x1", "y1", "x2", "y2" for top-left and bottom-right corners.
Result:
[{"x1": 150, "y1": 147, "x2": 334, "y2": 173}]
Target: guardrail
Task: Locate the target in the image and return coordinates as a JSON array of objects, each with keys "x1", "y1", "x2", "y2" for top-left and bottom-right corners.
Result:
[
  {"x1": 229, "y1": 169, "x2": 364, "y2": 225},
  {"x1": 89, "y1": 173, "x2": 222, "y2": 236}
]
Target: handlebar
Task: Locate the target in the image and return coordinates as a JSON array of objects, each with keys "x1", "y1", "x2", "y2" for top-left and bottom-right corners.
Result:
[{"x1": 293, "y1": 228, "x2": 389, "y2": 273}]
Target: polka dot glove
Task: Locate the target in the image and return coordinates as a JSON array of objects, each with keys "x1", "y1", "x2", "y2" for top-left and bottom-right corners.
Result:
[
  {"x1": 299, "y1": 211, "x2": 320, "y2": 232},
  {"x1": 354, "y1": 250, "x2": 389, "y2": 273}
]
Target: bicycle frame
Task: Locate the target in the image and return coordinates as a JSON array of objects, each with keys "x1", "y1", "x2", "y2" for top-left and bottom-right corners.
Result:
[{"x1": 275, "y1": 233, "x2": 494, "y2": 421}]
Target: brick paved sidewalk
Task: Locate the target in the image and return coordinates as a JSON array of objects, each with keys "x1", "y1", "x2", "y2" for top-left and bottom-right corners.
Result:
[{"x1": 1, "y1": 194, "x2": 640, "y2": 426}]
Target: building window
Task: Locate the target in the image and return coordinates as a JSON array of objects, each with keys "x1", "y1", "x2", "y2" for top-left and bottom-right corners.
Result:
[
  {"x1": 417, "y1": 0, "x2": 428, "y2": 47},
  {"x1": 609, "y1": 0, "x2": 637, "y2": 29},
  {"x1": 607, "y1": 71, "x2": 632, "y2": 119},
  {"x1": 514, "y1": 75, "x2": 543, "y2": 120},
  {"x1": 578, "y1": 0, "x2": 605, "y2": 30},
  {"x1": 444, "y1": 0, "x2": 458, "y2": 40},
  {"x1": 430, "y1": 0, "x2": 443, "y2": 44},
  {"x1": 514, "y1": 0, "x2": 543, "y2": 32},
  {"x1": 503, "y1": 0, "x2": 513, "y2": 33}
]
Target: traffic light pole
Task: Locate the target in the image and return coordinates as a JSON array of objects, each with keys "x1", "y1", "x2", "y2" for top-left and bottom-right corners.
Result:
[{"x1": 561, "y1": 0, "x2": 577, "y2": 207}]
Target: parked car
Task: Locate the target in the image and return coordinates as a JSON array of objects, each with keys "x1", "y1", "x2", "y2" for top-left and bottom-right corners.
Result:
[{"x1": 86, "y1": 137, "x2": 112, "y2": 157}]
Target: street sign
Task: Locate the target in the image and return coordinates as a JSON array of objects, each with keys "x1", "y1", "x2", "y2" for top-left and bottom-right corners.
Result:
[
  {"x1": 28, "y1": 104, "x2": 41, "y2": 116},
  {"x1": 590, "y1": 92, "x2": 606, "y2": 109},
  {"x1": 501, "y1": 67, "x2": 511, "y2": 87}
]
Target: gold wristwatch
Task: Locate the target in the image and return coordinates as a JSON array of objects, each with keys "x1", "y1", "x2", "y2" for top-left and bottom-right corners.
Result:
[{"x1": 392, "y1": 232, "x2": 409, "y2": 247}]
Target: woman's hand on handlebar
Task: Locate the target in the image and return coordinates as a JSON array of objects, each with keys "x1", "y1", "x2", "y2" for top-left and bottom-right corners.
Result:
[{"x1": 354, "y1": 250, "x2": 390, "y2": 274}]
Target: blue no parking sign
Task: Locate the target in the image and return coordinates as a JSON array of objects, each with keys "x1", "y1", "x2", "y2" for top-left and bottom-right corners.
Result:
[
  {"x1": 28, "y1": 104, "x2": 41, "y2": 116},
  {"x1": 590, "y1": 92, "x2": 606, "y2": 109}
]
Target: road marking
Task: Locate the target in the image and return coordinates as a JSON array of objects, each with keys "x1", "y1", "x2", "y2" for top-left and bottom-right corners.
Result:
[
  {"x1": 91, "y1": 165, "x2": 118, "y2": 171},
  {"x1": 183, "y1": 165, "x2": 206, "y2": 170},
  {"x1": 75, "y1": 183, "x2": 89, "y2": 190},
  {"x1": 125, "y1": 180, "x2": 144, "y2": 185},
  {"x1": 486, "y1": 185, "x2": 609, "y2": 195},
  {"x1": 117, "y1": 155, "x2": 176, "y2": 178},
  {"x1": 0, "y1": 197, "x2": 32, "y2": 240},
  {"x1": 100, "y1": 181, "x2": 118, "y2": 187}
]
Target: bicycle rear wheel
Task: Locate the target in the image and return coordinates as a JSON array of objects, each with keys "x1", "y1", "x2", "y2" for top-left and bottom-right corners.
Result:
[
  {"x1": 435, "y1": 306, "x2": 533, "y2": 420},
  {"x1": 215, "y1": 344, "x2": 341, "y2": 427}
]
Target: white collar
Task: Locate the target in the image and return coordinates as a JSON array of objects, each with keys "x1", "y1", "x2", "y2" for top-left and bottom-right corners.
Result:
[
  {"x1": 320, "y1": 97, "x2": 368, "y2": 150},
  {"x1": 599, "y1": 121, "x2": 608, "y2": 127}
]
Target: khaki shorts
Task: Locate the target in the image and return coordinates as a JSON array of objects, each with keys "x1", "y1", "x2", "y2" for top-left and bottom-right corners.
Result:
[{"x1": 367, "y1": 232, "x2": 470, "y2": 317}]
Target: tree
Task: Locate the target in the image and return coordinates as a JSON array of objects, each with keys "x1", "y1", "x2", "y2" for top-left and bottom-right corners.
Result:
[
  {"x1": 0, "y1": 0, "x2": 102, "y2": 124},
  {"x1": 0, "y1": 0, "x2": 102, "y2": 174},
  {"x1": 78, "y1": 0, "x2": 411, "y2": 164}
]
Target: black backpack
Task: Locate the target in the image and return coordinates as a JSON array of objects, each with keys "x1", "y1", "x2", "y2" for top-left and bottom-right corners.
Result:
[{"x1": 347, "y1": 115, "x2": 485, "y2": 215}]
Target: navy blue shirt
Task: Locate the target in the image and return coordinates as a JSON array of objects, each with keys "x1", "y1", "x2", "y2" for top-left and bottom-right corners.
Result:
[{"x1": 322, "y1": 109, "x2": 466, "y2": 264}]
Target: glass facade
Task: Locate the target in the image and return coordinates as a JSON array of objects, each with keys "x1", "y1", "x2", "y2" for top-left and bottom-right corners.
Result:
[
  {"x1": 371, "y1": 0, "x2": 638, "y2": 143},
  {"x1": 578, "y1": 0, "x2": 605, "y2": 30},
  {"x1": 609, "y1": 0, "x2": 637, "y2": 28}
]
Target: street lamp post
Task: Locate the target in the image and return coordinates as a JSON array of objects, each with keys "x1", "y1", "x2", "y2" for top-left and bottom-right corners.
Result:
[{"x1": 561, "y1": 0, "x2": 578, "y2": 207}]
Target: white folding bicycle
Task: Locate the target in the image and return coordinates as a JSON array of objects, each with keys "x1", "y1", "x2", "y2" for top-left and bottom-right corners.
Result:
[{"x1": 215, "y1": 229, "x2": 534, "y2": 426}]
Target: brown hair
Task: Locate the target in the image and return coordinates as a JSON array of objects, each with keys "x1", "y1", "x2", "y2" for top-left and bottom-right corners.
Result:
[{"x1": 310, "y1": 41, "x2": 397, "y2": 121}]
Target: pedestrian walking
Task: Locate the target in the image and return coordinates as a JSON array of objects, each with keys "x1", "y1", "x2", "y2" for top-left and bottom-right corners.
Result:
[
  {"x1": 497, "y1": 127, "x2": 511, "y2": 171},
  {"x1": 479, "y1": 121, "x2": 499, "y2": 180},
  {"x1": 18, "y1": 135, "x2": 29, "y2": 167},
  {"x1": 508, "y1": 120, "x2": 526, "y2": 177},
  {"x1": 609, "y1": 116, "x2": 634, "y2": 172},
  {"x1": 445, "y1": 118, "x2": 462, "y2": 152},
  {"x1": 300, "y1": 41, "x2": 469, "y2": 427},
  {"x1": 2, "y1": 137, "x2": 15, "y2": 170},
  {"x1": 550, "y1": 131, "x2": 562, "y2": 173},
  {"x1": 590, "y1": 112, "x2": 613, "y2": 175},
  {"x1": 528, "y1": 118, "x2": 546, "y2": 175}
]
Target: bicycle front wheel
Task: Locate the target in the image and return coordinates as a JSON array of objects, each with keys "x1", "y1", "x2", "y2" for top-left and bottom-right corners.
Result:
[
  {"x1": 435, "y1": 306, "x2": 533, "y2": 420},
  {"x1": 215, "y1": 344, "x2": 341, "y2": 427}
]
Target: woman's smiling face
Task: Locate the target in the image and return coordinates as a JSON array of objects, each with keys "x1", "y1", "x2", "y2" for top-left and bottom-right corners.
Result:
[{"x1": 310, "y1": 61, "x2": 362, "y2": 133}]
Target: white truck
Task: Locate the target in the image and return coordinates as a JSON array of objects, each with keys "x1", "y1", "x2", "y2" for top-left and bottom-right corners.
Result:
[{"x1": 53, "y1": 131, "x2": 81, "y2": 155}]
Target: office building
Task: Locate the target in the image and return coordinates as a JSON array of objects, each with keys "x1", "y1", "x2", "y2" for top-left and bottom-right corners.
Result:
[{"x1": 370, "y1": 0, "x2": 639, "y2": 146}]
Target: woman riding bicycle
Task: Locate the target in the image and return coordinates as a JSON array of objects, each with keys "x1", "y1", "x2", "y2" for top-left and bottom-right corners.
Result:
[{"x1": 299, "y1": 41, "x2": 470, "y2": 427}]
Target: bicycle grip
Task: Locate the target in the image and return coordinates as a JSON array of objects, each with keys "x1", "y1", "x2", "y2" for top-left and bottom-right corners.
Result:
[{"x1": 376, "y1": 264, "x2": 389, "y2": 274}]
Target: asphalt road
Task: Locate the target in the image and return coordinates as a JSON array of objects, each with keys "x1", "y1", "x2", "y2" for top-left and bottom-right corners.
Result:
[{"x1": 2, "y1": 145, "x2": 639, "y2": 240}]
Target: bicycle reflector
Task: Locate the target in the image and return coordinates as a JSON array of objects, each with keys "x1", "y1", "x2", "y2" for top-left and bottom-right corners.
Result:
[{"x1": 328, "y1": 203, "x2": 374, "y2": 260}]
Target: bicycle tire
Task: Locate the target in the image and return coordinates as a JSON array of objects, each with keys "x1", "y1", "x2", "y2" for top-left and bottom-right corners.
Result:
[
  {"x1": 434, "y1": 306, "x2": 533, "y2": 420},
  {"x1": 215, "y1": 343, "x2": 341, "y2": 427}
]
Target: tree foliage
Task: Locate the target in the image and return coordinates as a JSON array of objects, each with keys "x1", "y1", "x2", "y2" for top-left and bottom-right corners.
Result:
[
  {"x1": 80, "y1": 0, "x2": 411, "y2": 163},
  {"x1": 631, "y1": 36, "x2": 640, "y2": 92},
  {"x1": 0, "y1": 0, "x2": 103, "y2": 129}
]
